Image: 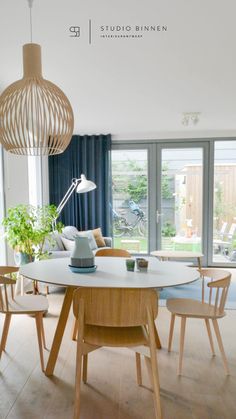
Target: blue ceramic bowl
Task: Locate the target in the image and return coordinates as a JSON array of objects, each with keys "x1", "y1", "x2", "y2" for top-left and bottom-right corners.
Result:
[{"x1": 68, "y1": 265, "x2": 97, "y2": 274}]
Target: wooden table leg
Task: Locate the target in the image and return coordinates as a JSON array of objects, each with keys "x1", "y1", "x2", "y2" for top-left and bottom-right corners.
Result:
[
  {"x1": 45, "y1": 286, "x2": 76, "y2": 376},
  {"x1": 197, "y1": 257, "x2": 202, "y2": 270}
]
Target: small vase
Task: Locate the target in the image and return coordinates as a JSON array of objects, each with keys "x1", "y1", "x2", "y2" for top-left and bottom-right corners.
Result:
[
  {"x1": 137, "y1": 259, "x2": 148, "y2": 272},
  {"x1": 70, "y1": 236, "x2": 95, "y2": 268}
]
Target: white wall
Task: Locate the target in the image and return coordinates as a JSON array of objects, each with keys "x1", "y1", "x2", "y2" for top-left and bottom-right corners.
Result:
[
  {"x1": 1, "y1": 0, "x2": 236, "y2": 139},
  {"x1": 3, "y1": 151, "x2": 29, "y2": 208}
]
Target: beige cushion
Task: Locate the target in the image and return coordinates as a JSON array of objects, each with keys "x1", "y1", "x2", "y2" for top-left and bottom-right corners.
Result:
[
  {"x1": 61, "y1": 237, "x2": 75, "y2": 251},
  {"x1": 92, "y1": 228, "x2": 106, "y2": 247}
]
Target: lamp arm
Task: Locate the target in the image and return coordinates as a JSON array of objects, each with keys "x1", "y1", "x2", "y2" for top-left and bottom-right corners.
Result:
[{"x1": 56, "y1": 178, "x2": 81, "y2": 217}]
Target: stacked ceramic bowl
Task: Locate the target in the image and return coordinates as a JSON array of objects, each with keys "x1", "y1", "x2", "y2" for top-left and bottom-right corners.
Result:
[{"x1": 69, "y1": 236, "x2": 97, "y2": 273}]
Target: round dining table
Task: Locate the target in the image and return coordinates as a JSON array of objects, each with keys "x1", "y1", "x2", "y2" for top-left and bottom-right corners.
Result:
[{"x1": 20, "y1": 256, "x2": 200, "y2": 376}]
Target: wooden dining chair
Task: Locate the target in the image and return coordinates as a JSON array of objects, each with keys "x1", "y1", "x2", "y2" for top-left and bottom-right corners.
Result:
[
  {"x1": 73, "y1": 287, "x2": 162, "y2": 419},
  {"x1": 167, "y1": 268, "x2": 231, "y2": 375},
  {"x1": 0, "y1": 266, "x2": 48, "y2": 371},
  {"x1": 72, "y1": 248, "x2": 131, "y2": 341},
  {"x1": 95, "y1": 248, "x2": 131, "y2": 257}
]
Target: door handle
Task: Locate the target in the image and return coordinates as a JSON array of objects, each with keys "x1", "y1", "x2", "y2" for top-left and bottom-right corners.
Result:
[{"x1": 156, "y1": 210, "x2": 162, "y2": 224}]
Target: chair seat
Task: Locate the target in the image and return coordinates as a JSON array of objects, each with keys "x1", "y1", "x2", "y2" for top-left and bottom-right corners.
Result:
[
  {"x1": 166, "y1": 298, "x2": 225, "y2": 319},
  {"x1": 84, "y1": 324, "x2": 148, "y2": 347},
  {"x1": 2, "y1": 295, "x2": 48, "y2": 314}
]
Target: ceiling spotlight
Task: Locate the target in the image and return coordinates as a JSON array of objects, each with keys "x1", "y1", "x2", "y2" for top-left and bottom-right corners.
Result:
[
  {"x1": 182, "y1": 112, "x2": 201, "y2": 127},
  {"x1": 182, "y1": 113, "x2": 189, "y2": 126}
]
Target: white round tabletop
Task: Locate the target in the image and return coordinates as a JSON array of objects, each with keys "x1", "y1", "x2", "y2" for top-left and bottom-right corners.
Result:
[
  {"x1": 150, "y1": 250, "x2": 203, "y2": 258},
  {"x1": 19, "y1": 256, "x2": 200, "y2": 289}
]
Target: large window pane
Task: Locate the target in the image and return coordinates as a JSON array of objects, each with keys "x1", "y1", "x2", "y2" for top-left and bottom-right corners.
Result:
[
  {"x1": 213, "y1": 141, "x2": 236, "y2": 263},
  {"x1": 112, "y1": 149, "x2": 148, "y2": 253},
  {"x1": 28, "y1": 156, "x2": 42, "y2": 206},
  {"x1": 0, "y1": 146, "x2": 6, "y2": 264},
  {"x1": 161, "y1": 148, "x2": 203, "y2": 253}
]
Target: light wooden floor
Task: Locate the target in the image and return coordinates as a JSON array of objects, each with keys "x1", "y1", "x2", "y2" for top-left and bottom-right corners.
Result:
[{"x1": 0, "y1": 288, "x2": 236, "y2": 419}]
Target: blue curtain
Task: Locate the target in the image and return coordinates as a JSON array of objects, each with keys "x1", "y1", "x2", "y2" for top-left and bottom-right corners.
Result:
[{"x1": 49, "y1": 134, "x2": 112, "y2": 236}]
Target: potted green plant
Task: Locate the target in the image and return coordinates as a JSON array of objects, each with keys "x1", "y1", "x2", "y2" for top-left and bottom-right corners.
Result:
[
  {"x1": 161, "y1": 221, "x2": 176, "y2": 250},
  {"x1": 162, "y1": 221, "x2": 176, "y2": 238},
  {"x1": 2, "y1": 204, "x2": 63, "y2": 265}
]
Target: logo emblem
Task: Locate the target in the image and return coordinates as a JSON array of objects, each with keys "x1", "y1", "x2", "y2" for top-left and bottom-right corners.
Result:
[{"x1": 69, "y1": 26, "x2": 80, "y2": 37}]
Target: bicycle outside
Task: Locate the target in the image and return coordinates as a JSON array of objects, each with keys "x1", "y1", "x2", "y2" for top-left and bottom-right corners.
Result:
[{"x1": 112, "y1": 201, "x2": 147, "y2": 237}]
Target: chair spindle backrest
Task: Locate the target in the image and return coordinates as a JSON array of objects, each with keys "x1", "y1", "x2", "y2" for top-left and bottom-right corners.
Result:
[
  {"x1": 73, "y1": 287, "x2": 158, "y2": 327},
  {"x1": 200, "y1": 269, "x2": 231, "y2": 315},
  {"x1": 95, "y1": 248, "x2": 131, "y2": 258},
  {"x1": 0, "y1": 267, "x2": 19, "y2": 312}
]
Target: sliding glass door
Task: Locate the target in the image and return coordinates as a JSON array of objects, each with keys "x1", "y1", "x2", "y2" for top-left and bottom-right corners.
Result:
[
  {"x1": 212, "y1": 140, "x2": 236, "y2": 264},
  {"x1": 112, "y1": 140, "x2": 236, "y2": 266},
  {"x1": 111, "y1": 147, "x2": 149, "y2": 254},
  {"x1": 159, "y1": 146, "x2": 204, "y2": 254}
]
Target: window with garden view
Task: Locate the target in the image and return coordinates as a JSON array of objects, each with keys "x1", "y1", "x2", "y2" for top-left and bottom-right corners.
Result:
[{"x1": 112, "y1": 150, "x2": 148, "y2": 254}]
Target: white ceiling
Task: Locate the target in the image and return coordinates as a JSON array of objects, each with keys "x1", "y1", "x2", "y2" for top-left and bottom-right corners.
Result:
[{"x1": 1, "y1": 0, "x2": 236, "y2": 140}]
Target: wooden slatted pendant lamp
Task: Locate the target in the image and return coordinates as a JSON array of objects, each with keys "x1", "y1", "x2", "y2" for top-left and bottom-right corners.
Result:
[{"x1": 0, "y1": 0, "x2": 74, "y2": 155}]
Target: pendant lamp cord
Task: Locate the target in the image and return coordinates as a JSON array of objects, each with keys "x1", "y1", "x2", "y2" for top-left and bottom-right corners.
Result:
[{"x1": 27, "y1": 0, "x2": 34, "y2": 42}]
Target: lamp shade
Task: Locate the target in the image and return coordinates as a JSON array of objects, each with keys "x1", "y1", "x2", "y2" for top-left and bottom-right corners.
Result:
[
  {"x1": 0, "y1": 43, "x2": 74, "y2": 155},
  {"x1": 76, "y1": 174, "x2": 96, "y2": 193}
]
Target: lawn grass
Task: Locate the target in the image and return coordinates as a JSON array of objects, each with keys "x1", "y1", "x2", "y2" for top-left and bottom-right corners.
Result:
[{"x1": 113, "y1": 236, "x2": 202, "y2": 254}]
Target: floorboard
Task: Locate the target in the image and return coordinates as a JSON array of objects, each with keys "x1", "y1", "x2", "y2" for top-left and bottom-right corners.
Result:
[{"x1": 0, "y1": 288, "x2": 235, "y2": 419}]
